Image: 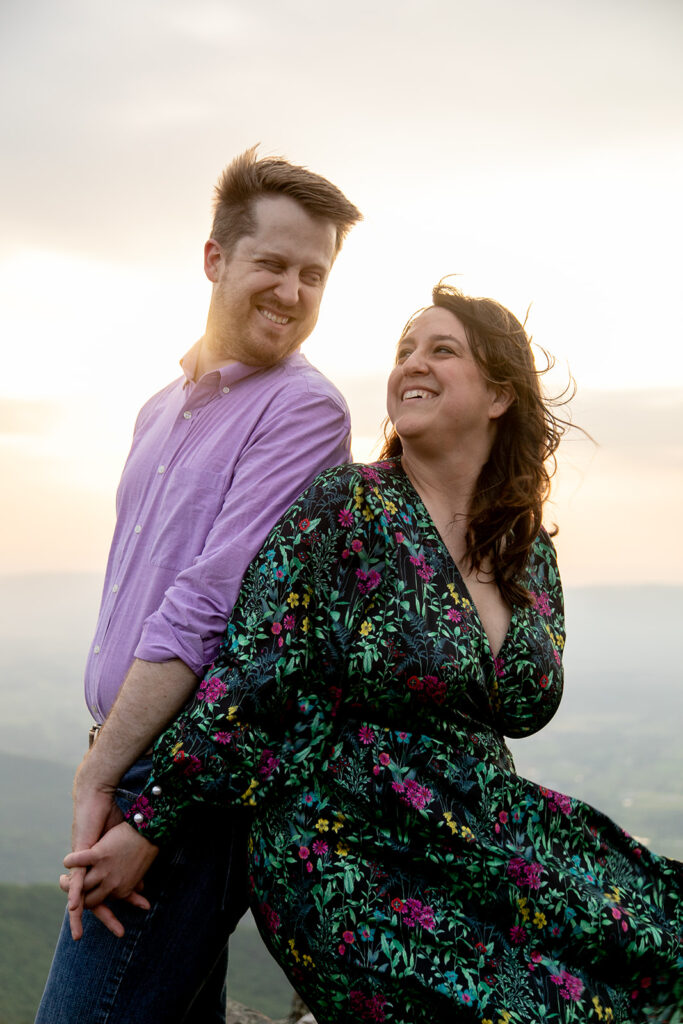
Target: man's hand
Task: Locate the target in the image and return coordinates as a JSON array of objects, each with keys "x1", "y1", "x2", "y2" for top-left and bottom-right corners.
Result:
[
  {"x1": 66, "y1": 757, "x2": 122, "y2": 940},
  {"x1": 62, "y1": 823, "x2": 159, "y2": 938}
]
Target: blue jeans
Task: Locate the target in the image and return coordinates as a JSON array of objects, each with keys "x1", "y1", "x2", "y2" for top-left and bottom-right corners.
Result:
[{"x1": 35, "y1": 758, "x2": 250, "y2": 1024}]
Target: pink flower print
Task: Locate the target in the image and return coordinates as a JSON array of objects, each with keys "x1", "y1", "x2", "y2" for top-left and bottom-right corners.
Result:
[
  {"x1": 493, "y1": 656, "x2": 505, "y2": 679},
  {"x1": 312, "y1": 839, "x2": 328, "y2": 855},
  {"x1": 394, "y1": 531, "x2": 405, "y2": 544},
  {"x1": 299, "y1": 518, "x2": 310, "y2": 531},
  {"x1": 127, "y1": 794, "x2": 154, "y2": 829},
  {"x1": 379, "y1": 752, "x2": 390, "y2": 766},
  {"x1": 359, "y1": 725, "x2": 376, "y2": 745},
  {"x1": 550, "y1": 970, "x2": 584, "y2": 1002},
  {"x1": 498, "y1": 811, "x2": 509, "y2": 823},
  {"x1": 351, "y1": 539, "x2": 363, "y2": 553},
  {"x1": 355, "y1": 569, "x2": 382, "y2": 594},
  {"x1": 299, "y1": 846, "x2": 310, "y2": 859},
  {"x1": 182, "y1": 754, "x2": 202, "y2": 776},
  {"x1": 198, "y1": 676, "x2": 227, "y2": 703},
  {"x1": 360, "y1": 466, "x2": 381, "y2": 484},
  {"x1": 213, "y1": 731, "x2": 233, "y2": 745},
  {"x1": 510, "y1": 925, "x2": 528, "y2": 945},
  {"x1": 406, "y1": 675, "x2": 424, "y2": 691},
  {"x1": 337, "y1": 508, "x2": 354, "y2": 527},
  {"x1": 540, "y1": 787, "x2": 573, "y2": 816},
  {"x1": 258, "y1": 901, "x2": 280, "y2": 933},
  {"x1": 532, "y1": 591, "x2": 552, "y2": 616},
  {"x1": 402, "y1": 898, "x2": 436, "y2": 930},
  {"x1": 424, "y1": 675, "x2": 446, "y2": 704},
  {"x1": 409, "y1": 554, "x2": 434, "y2": 581},
  {"x1": 447, "y1": 607, "x2": 462, "y2": 623},
  {"x1": 271, "y1": 622, "x2": 282, "y2": 635},
  {"x1": 257, "y1": 748, "x2": 281, "y2": 778},
  {"x1": 342, "y1": 929, "x2": 355, "y2": 944},
  {"x1": 392, "y1": 779, "x2": 433, "y2": 810},
  {"x1": 283, "y1": 614, "x2": 296, "y2": 630},
  {"x1": 506, "y1": 856, "x2": 544, "y2": 890}
]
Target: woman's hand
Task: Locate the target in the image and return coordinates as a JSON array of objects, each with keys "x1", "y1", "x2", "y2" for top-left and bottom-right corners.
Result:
[{"x1": 62, "y1": 821, "x2": 159, "y2": 938}]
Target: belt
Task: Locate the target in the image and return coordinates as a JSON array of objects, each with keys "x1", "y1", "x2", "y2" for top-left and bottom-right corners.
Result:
[{"x1": 88, "y1": 724, "x2": 102, "y2": 747}]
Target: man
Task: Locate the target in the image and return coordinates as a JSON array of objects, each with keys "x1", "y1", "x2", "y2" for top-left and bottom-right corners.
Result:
[{"x1": 36, "y1": 147, "x2": 361, "y2": 1023}]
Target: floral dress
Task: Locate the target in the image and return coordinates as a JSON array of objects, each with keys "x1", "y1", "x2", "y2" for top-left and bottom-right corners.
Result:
[{"x1": 130, "y1": 461, "x2": 682, "y2": 1024}]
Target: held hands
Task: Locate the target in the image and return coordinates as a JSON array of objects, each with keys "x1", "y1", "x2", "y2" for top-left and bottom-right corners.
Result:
[{"x1": 62, "y1": 822, "x2": 159, "y2": 938}]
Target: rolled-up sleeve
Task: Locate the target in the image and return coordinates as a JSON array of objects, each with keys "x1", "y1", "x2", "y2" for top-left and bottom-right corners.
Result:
[{"x1": 134, "y1": 388, "x2": 351, "y2": 673}]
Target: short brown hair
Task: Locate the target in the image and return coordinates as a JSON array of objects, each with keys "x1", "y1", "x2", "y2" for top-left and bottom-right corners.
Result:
[
  {"x1": 381, "y1": 281, "x2": 574, "y2": 606},
  {"x1": 210, "y1": 146, "x2": 362, "y2": 257}
]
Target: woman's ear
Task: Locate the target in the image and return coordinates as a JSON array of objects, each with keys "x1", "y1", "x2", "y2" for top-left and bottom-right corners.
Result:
[{"x1": 488, "y1": 384, "x2": 515, "y2": 420}]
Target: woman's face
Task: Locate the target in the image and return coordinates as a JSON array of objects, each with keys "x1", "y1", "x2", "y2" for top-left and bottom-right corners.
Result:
[{"x1": 386, "y1": 306, "x2": 509, "y2": 454}]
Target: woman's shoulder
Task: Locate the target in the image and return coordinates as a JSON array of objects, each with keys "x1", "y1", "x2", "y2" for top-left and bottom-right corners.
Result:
[{"x1": 309, "y1": 458, "x2": 405, "y2": 496}]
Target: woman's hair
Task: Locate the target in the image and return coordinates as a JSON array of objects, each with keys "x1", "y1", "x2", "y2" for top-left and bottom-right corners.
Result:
[{"x1": 380, "y1": 281, "x2": 573, "y2": 606}]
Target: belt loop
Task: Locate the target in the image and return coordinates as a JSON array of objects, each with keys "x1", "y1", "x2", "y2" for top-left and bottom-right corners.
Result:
[{"x1": 88, "y1": 724, "x2": 102, "y2": 748}]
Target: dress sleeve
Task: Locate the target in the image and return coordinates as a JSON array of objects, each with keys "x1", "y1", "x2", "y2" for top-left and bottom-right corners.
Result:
[
  {"x1": 128, "y1": 467, "x2": 368, "y2": 843},
  {"x1": 490, "y1": 530, "x2": 566, "y2": 739},
  {"x1": 134, "y1": 388, "x2": 351, "y2": 674}
]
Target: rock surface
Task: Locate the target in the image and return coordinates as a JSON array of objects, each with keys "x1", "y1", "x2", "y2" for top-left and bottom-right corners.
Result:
[{"x1": 226, "y1": 996, "x2": 316, "y2": 1024}]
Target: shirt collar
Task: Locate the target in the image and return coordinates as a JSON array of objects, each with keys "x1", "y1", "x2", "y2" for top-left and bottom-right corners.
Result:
[{"x1": 179, "y1": 340, "x2": 271, "y2": 390}]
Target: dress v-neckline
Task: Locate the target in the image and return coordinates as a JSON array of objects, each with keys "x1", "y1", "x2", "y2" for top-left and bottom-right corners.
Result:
[{"x1": 395, "y1": 460, "x2": 517, "y2": 663}]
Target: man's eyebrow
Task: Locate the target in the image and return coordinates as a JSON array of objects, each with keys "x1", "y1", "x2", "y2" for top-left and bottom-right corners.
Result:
[{"x1": 253, "y1": 248, "x2": 330, "y2": 273}]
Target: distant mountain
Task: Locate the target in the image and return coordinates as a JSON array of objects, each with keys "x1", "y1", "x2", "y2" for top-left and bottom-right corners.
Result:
[{"x1": 1, "y1": 575, "x2": 681, "y2": 867}]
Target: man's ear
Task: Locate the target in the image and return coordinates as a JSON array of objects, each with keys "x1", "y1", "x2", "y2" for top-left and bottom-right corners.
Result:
[
  {"x1": 489, "y1": 384, "x2": 515, "y2": 420},
  {"x1": 204, "y1": 239, "x2": 223, "y2": 283}
]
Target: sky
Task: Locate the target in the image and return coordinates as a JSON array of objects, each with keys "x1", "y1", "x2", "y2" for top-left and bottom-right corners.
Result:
[{"x1": 1, "y1": 0, "x2": 682, "y2": 584}]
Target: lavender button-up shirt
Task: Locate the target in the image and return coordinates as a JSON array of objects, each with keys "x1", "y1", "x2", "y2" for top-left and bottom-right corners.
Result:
[{"x1": 84, "y1": 343, "x2": 351, "y2": 721}]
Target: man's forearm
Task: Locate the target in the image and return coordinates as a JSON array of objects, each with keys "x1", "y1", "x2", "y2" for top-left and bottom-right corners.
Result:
[{"x1": 80, "y1": 657, "x2": 199, "y2": 787}]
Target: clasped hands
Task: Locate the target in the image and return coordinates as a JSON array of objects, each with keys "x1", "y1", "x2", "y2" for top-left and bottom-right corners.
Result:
[{"x1": 62, "y1": 761, "x2": 159, "y2": 940}]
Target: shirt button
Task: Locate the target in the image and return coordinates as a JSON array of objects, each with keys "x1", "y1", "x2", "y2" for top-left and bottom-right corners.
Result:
[
  {"x1": 94, "y1": 645, "x2": 101, "y2": 654},
  {"x1": 133, "y1": 813, "x2": 144, "y2": 825},
  {"x1": 183, "y1": 411, "x2": 192, "y2": 419},
  {"x1": 222, "y1": 386, "x2": 230, "y2": 394},
  {"x1": 112, "y1": 584, "x2": 119, "y2": 593},
  {"x1": 151, "y1": 785, "x2": 162, "y2": 796},
  {"x1": 158, "y1": 465, "x2": 165, "y2": 474},
  {"x1": 134, "y1": 525, "x2": 142, "y2": 534}
]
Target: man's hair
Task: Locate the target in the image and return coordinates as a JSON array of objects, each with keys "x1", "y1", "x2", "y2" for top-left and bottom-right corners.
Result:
[
  {"x1": 381, "y1": 281, "x2": 574, "y2": 607},
  {"x1": 210, "y1": 146, "x2": 362, "y2": 257}
]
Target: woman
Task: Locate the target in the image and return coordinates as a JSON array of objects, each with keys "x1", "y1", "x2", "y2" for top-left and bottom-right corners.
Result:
[{"x1": 68, "y1": 284, "x2": 682, "y2": 1023}]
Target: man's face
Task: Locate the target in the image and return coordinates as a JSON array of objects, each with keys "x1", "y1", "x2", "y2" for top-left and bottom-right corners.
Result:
[{"x1": 204, "y1": 195, "x2": 337, "y2": 368}]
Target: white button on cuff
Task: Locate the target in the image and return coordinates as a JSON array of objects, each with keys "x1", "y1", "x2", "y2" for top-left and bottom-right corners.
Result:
[
  {"x1": 183, "y1": 411, "x2": 192, "y2": 419},
  {"x1": 151, "y1": 786, "x2": 162, "y2": 796},
  {"x1": 133, "y1": 813, "x2": 144, "y2": 825},
  {"x1": 222, "y1": 386, "x2": 230, "y2": 394},
  {"x1": 158, "y1": 465, "x2": 165, "y2": 474},
  {"x1": 134, "y1": 525, "x2": 142, "y2": 533}
]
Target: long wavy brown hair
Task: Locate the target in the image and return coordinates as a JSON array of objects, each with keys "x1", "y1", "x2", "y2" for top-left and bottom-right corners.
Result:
[{"x1": 380, "y1": 281, "x2": 574, "y2": 607}]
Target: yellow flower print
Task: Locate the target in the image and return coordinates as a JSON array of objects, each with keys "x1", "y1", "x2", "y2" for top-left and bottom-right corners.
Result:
[
  {"x1": 385, "y1": 499, "x2": 397, "y2": 514},
  {"x1": 287, "y1": 592, "x2": 299, "y2": 607},
  {"x1": 301, "y1": 617, "x2": 310, "y2": 633},
  {"x1": 360, "y1": 620, "x2": 373, "y2": 636},
  {"x1": 331, "y1": 812, "x2": 346, "y2": 833},
  {"x1": 336, "y1": 841, "x2": 349, "y2": 857},
  {"x1": 461, "y1": 597, "x2": 472, "y2": 611},
  {"x1": 443, "y1": 812, "x2": 457, "y2": 835},
  {"x1": 226, "y1": 706, "x2": 240, "y2": 721},
  {"x1": 482, "y1": 1019, "x2": 494, "y2": 1024},
  {"x1": 592, "y1": 997, "x2": 604, "y2": 1021},
  {"x1": 362, "y1": 506, "x2": 375, "y2": 521},
  {"x1": 171, "y1": 741, "x2": 183, "y2": 756},
  {"x1": 533, "y1": 911, "x2": 547, "y2": 929},
  {"x1": 302, "y1": 954, "x2": 315, "y2": 969},
  {"x1": 498, "y1": 1012, "x2": 511, "y2": 1024},
  {"x1": 353, "y1": 486, "x2": 364, "y2": 510},
  {"x1": 517, "y1": 897, "x2": 530, "y2": 922},
  {"x1": 315, "y1": 818, "x2": 329, "y2": 832},
  {"x1": 460, "y1": 825, "x2": 474, "y2": 841},
  {"x1": 288, "y1": 938, "x2": 300, "y2": 962},
  {"x1": 240, "y1": 778, "x2": 259, "y2": 806}
]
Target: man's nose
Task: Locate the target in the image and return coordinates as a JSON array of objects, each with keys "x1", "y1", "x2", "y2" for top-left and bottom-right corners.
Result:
[{"x1": 272, "y1": 271, "x2": 301, "y2": 306}]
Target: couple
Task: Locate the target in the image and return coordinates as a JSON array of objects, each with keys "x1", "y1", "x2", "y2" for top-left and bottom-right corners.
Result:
[{"x1": 38, "y1": 150, "x2": 681, "y2": 1024}]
